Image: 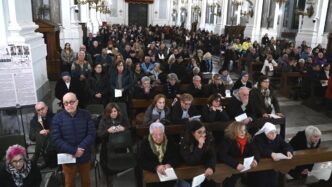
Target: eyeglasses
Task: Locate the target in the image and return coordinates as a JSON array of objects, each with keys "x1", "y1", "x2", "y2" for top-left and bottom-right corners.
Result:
[
  {"x1": 11, "y1": 158, "x2": 24, "y2": 165},
  {"x1": 63, "y1": 100, "x2": 77, "y2": 106},
  {"x1": 36, "y1": 107, "x2": 45, "y2": 112}
]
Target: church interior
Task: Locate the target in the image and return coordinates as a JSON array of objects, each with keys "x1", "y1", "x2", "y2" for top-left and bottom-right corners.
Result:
[{"x1": 0, "y1": 0, "x2": 332, "y2": 187}]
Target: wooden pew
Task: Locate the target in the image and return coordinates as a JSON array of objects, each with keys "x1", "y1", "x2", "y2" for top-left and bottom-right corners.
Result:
[
  {"x1": 142, "y1": 147, "x2": 332, "y2": 187},
  {"x1": 279, "y1": 72, "x2": 306, "y2": 97},
  {"x1": 135, "y1": 117, "x2": 286, "y2": 139}
]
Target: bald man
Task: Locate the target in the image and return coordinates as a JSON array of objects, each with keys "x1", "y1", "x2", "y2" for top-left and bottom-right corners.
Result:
[
  {"x1": 51, "y1": 92, "x2": 96, "y2": 187},
  {"x1": 29, "y1": 101, "x2": 55, "y2": 167}
]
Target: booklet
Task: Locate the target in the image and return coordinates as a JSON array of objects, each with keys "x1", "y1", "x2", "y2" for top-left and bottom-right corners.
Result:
[
  {"x1": 269, "y1": 113, "x2": 281, "y2": 119},
  {"x1": 157, "y1": 168, "x2": 178, "y2": 182},
  {"x1": 235, "y1": 113, "x2": 248, "y2": 122},
  {"x1": 225, "y1": 90, "x2": 231, "y2": 98},
  {"x1": 275, "y1": 153, "x2": 291, "y2": 160},
  {"x1": 241, "y1": 156, "x2": 254, "y2": 172},
  {"x1": 114, "y1": 89, "x2": 122, "y2": 98},
  {"x1": 192, "y1": 173, "x2": 205, "y2": 187},
  {"x1": 57, "y1": 153, "x2": 76, "y2": 165}
]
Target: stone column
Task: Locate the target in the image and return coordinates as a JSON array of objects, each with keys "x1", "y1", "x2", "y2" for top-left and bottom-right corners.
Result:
[
  {"x1": 59, "y1": 0, "x2": 83, "y2": 52},
  {"x1": 200, "y1": 0, "x2": 207, "y2": 28},
  {"x1": 244, "y1": 0, "x2": 264, "y2": 42},
  {"x1": 49, "y1": 0, "x2": 61, "y2": 24},
  {"x1": 176, "y1": 0, "x2": 182, "y2": 26},
  {"x1": 214, "y1": 0, "x2": 228, "y2": 34},
  {"x1": 295, "y1": 0, "x2": 329, "y2": 48},
  {"x1": 186, "y1": 1, "x2": 192, "y2": 30},
  {"x1": 89, "y1": 7, "x2": 99, "y2": 34},
  {"x1": 2, "y1": 0, "x2": 49, "y2": 100}
]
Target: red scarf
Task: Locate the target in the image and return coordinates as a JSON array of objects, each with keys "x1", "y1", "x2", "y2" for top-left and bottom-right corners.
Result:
[{"x1": 236, "y1": 137, "x2": 247, "y2": 155}]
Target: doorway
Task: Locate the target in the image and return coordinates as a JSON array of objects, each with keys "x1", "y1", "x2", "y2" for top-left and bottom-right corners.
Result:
[{"x1": 128, "y1": 4, "x2": 148, "y2": 27}]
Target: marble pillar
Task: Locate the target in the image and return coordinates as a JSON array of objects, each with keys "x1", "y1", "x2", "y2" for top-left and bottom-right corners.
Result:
[
  {"x1": 1, "y1": 0, "x2": 49, "y2": 100},
  {"x1": 199, "y1": 0, "x2": 207, "y2": 29},
  {"x1": 59, "y1": 0, "x2": 83, "y2": 52},
  {"x1": 295, "y1": 0, "x2": 329, "y2": 48},
  {"x1": 244, "y1": 0, "x2": 264, "y2": 42},
  {"x1": 186, "y1": 1, "x2": 192, "y2": 30}
]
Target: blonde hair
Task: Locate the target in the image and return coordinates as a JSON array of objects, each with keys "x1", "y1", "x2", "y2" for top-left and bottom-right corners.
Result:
[
  {"x1": 203, "y1": 52, "x2": 212, "y2": 60},
  {"x1": 225, "y1": 121, "x2": 251, "y2": 141}
]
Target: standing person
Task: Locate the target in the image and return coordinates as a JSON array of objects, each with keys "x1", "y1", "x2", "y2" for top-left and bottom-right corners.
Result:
[
  {"x1": 179, "y1": 120, "x2": 216, "y2": 187},
  {"x1": 29, "y1": 102, "x2": 56, "y2": 167},
  {"x1": 288, "y1": 126, "x2": 322, "y2": 179},
  {"x1": 218, "y1": 121, "x2": 259, "y2": 187},
  {"x1": 109, "y1": 60, "x2": 133, "y2": 102},
  {"x1": 87, "y1": 63, "x2": 109, "y2": 106},
  {"x1": 54, "y1": 72, "x2": 83, "y2": 107},
  {"x1": 61, "y1": 43, "x2": 75, "y2": 72},
  {"x1": 252, "y1": 122, "x2": 293, "y2": 187},
  {"x1": 0, "y1": 144, "x2": 42, "y2": 187},
  {"x1": 51, "y1": 92, "x2": 96, "y2": 187},
  {"x1": 138, "y1": 122, "x2": 180, "y2": 187}
]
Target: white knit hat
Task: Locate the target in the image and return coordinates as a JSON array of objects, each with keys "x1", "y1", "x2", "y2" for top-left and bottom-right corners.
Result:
[{"x1": 255, "y1": 122, "x2": 276, "y2": 136}]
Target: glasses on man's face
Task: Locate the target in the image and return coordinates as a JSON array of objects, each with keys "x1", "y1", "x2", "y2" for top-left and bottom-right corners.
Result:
[
  {"x1": 11, "y1": 158, "x2": 24, "y2": 165},
  {"x1": 36, "y1": 107, "x2": 45, "y2": 112},
  {"x1": 63, "y1": 100, "x2": 77, "y2": 106}
]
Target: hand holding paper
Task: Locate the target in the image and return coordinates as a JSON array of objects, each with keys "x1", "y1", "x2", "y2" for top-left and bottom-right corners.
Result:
[
  {"x1": 157, "y1": 168, "x2": 178, "y2": 182},
  {"x1": 241, "y1": 156, "x2": 254, "y2": 172},
  {"x1": 57, "y1": 153, "x2": 76, "y2": 165},
  {"x1": 192, "y1": 174, "x2": 205, "y2": 187},
  {"x1": 114, "y1": 89, "x2": 122, "y2": 98}
]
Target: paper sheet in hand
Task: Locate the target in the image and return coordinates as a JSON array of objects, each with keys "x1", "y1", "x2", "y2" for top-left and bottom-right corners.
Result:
[
  {"x1": 192, "y1": 173, "x2": 205, "y2": 187},
  {"x1": 275, "y1": 153, "x2": 290, "y2": 160},
  {"x1": 191, "y1": 115, "x2": 201, "y2": 120},
  {"x1": 157, "y1": 168, "x2": 178, "y2": 182},
  {"x1": 241, "y1": 156, "x2": 254, "y2": 172},
  {"x1": 225, "y1": 90, "x2": 231, "y2": 98},
  {"x1": 321, "y1": 81, "x2": 328, "y2": 87},
  {"x1": 235, "y1": 113, "x2": 248, "y2": 122},
  {"x1": 269, "y1": 113, "x2": 281, "y2": 119},
  {"x1": 57, "y1": 153, "x2": 76, "y2": 164},
  {"x1": 114, "y1": 89, "x2": 122, "y2": 98}
]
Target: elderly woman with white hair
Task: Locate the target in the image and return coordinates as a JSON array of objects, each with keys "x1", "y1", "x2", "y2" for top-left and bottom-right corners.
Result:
[
  {"x1": 163, "y1": 73, "x2": 181, "y2": 99},
  {"x1": 138, "y1": 122, "x2": 180, "y2": 187},
  {"x1": 133, "y1": 76, "x2": 156, "y2": 99},
  {"x1": 288, "y1": 126, "x2": 322, "y2": 179},
  {"x1": 252, "y1": 122, "x2": 293, "y2": 187},
  {"x1": 0, "y1": 144, "x2": 41, "y2": 187}
]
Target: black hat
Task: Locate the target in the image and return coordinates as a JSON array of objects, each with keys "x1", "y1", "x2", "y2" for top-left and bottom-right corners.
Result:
[{"x1": 61, "y1": 71, "x2": 71, "y2": 77}]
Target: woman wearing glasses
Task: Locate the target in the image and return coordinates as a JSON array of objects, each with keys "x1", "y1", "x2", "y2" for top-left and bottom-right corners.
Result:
[
  {"x1": 0, "y1": 144, "x2": 41, "y2": 187},
  {"x1": 179, "y1": 120, "x2": 216, "y2": 186},
  {"x1": 202, "y1": 94, "x2": 230, "y2": 123}
]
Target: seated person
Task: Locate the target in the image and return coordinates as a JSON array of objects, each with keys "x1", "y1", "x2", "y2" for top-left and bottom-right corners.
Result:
[
  {"x1": 249, "y1": 76, "x2": 283, "y2": 118},
  {"x1": 171, "y1": 93, "x2": 199, "y2": 124},
  {"x1": 231, "y1": 71, "x2": 252, "y2": 92},
  {"x1": 149, "y1": 62, "x2": 166, "y2": 86},
  {"x1": 187, "y1": 75, "x2": 206, "y2": 97},
  {"x1": 227, "y1": 87, "x2": 254, "y2": 125},
  {"x1": 55, "y1": 71, "x2": 82, "y2": 107},
  {"x1": 202, "y1": 94, "x2": 229, "y2": 122},
  {"x1": 219, "y1": 68, "x2": 233, "y2": 88},
  {"x1": 163, "y1": 73, "x2": 180, "y2": 100},
  {"x1": 252, "y1": 122, "x2": 293, "y2": 187},
  {"x1": 97, "y1": 103, "x2": 129, "y2": 176},
  {"x1": 288, "y1": 126, "x2": 322, "y2": 179},
  {"x1": 29, "y1": 102, "x2": 56, "y2": 167},
  {"x1": 143, "y1": 94, "x2": 171, "y2": 126},
  {"x1": 179, "y1": 120, "x2": 216, "y2": 186},
  {"x1": 218, "y1": 121, "x2": 259, "y2": 187},
  {"x1": 133, "y1": 76, "x2": 156, "y2": 99},
  {"x1": 87, "y1": 63, "x2": 109, "y2": 106},
  {"x1": 0, "y1": 144, "x2": 41, "y2": 187},
  {"x1": 206, "y1": 74, "x2": 226, "y2": 97},
  {"x1": 138, "y1": 122, "x2": 180, "y2": 187}
]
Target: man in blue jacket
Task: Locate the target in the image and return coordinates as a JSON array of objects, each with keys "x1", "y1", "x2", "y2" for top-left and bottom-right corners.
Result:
[{"x1": 51, "y1": 92, "x2": 96, "y2": 187}]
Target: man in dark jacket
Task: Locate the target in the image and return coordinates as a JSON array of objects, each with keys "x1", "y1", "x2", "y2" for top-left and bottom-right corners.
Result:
[
  {"x1": 51, "y1": 92, "x2": 96, "y2": 187},
  {"x1": 227, "y1": 87, "x2": 254, "y2": 124},
  {"x1": 29, "y1": 102, "x2": 55, "y2": 167}
]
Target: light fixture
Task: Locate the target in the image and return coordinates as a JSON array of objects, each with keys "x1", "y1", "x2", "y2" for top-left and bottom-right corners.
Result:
[
  {"x1": 275, "y1": 0, "x2": 288, "y2": 4},
  {"x1": 295, "y1": 4, "x2": 314, "y2": 18},
  {"x1": 232, "y1": 0, "x2": 243, "y2": 6},
  {"x1": 96, "y1": 0, "x2": 111, "y2": 14}
]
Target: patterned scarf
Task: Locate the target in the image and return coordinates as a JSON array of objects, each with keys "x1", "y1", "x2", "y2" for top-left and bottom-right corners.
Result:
[
  {"x1": 152, "y1": 107, "x2": 165, "y2": 121},
  {"x1": 6, "y1": 160, "x2": 31, "y2": 187},
  {"x1": 148, "y1": 135, "x2": 168, "y2": 163},
  {"x1": 261, "y1": 89, "x2": 272, "y2": 109}
]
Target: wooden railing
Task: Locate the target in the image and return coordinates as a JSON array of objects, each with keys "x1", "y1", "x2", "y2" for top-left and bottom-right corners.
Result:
[{"x1": 142, "y1": 147, "x2": 332, "y2": 187}]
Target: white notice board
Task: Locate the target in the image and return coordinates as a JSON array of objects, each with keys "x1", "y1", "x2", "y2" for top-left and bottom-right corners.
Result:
[{"x1": 0, "y1": 44, "x2": 37, "y2": 108}]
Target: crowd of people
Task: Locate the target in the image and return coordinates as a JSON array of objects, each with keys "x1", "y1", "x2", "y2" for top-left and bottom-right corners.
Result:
[{"x1": 0, "y1": 24, "x2": 331, "y2": 187}]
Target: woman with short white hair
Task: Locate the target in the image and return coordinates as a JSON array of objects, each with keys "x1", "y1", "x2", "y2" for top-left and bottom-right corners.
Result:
[
  {"x1": 289, "y1": 126, "x2": 322, "y2": 179},
  {"x1": 138, "y1": 122, "x2": 180, "y2": 187}
]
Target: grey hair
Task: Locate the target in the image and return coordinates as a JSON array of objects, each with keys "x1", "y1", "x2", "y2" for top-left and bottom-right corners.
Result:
[
  {"x1": 149, "y1": 122, "x2": 165, "y2": 134},
  {"x1": 167, "y1": 73, "x2": 179, "y2": 82},
  {"x1": 305, "y1": 126, "x2": 322, "y2": 140},
  {"x1": 193, "y1": 67, "x2": 200, "y2": 74},
  {"x1": 141, "y1": 76, "x2": 151, "y2": 83},
  {"x1": 154, "y1": 62, "x2": 160, "y2": 67},
  {"x1": 192, "y1": 75, "x2": 201, "y2": 81}
]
